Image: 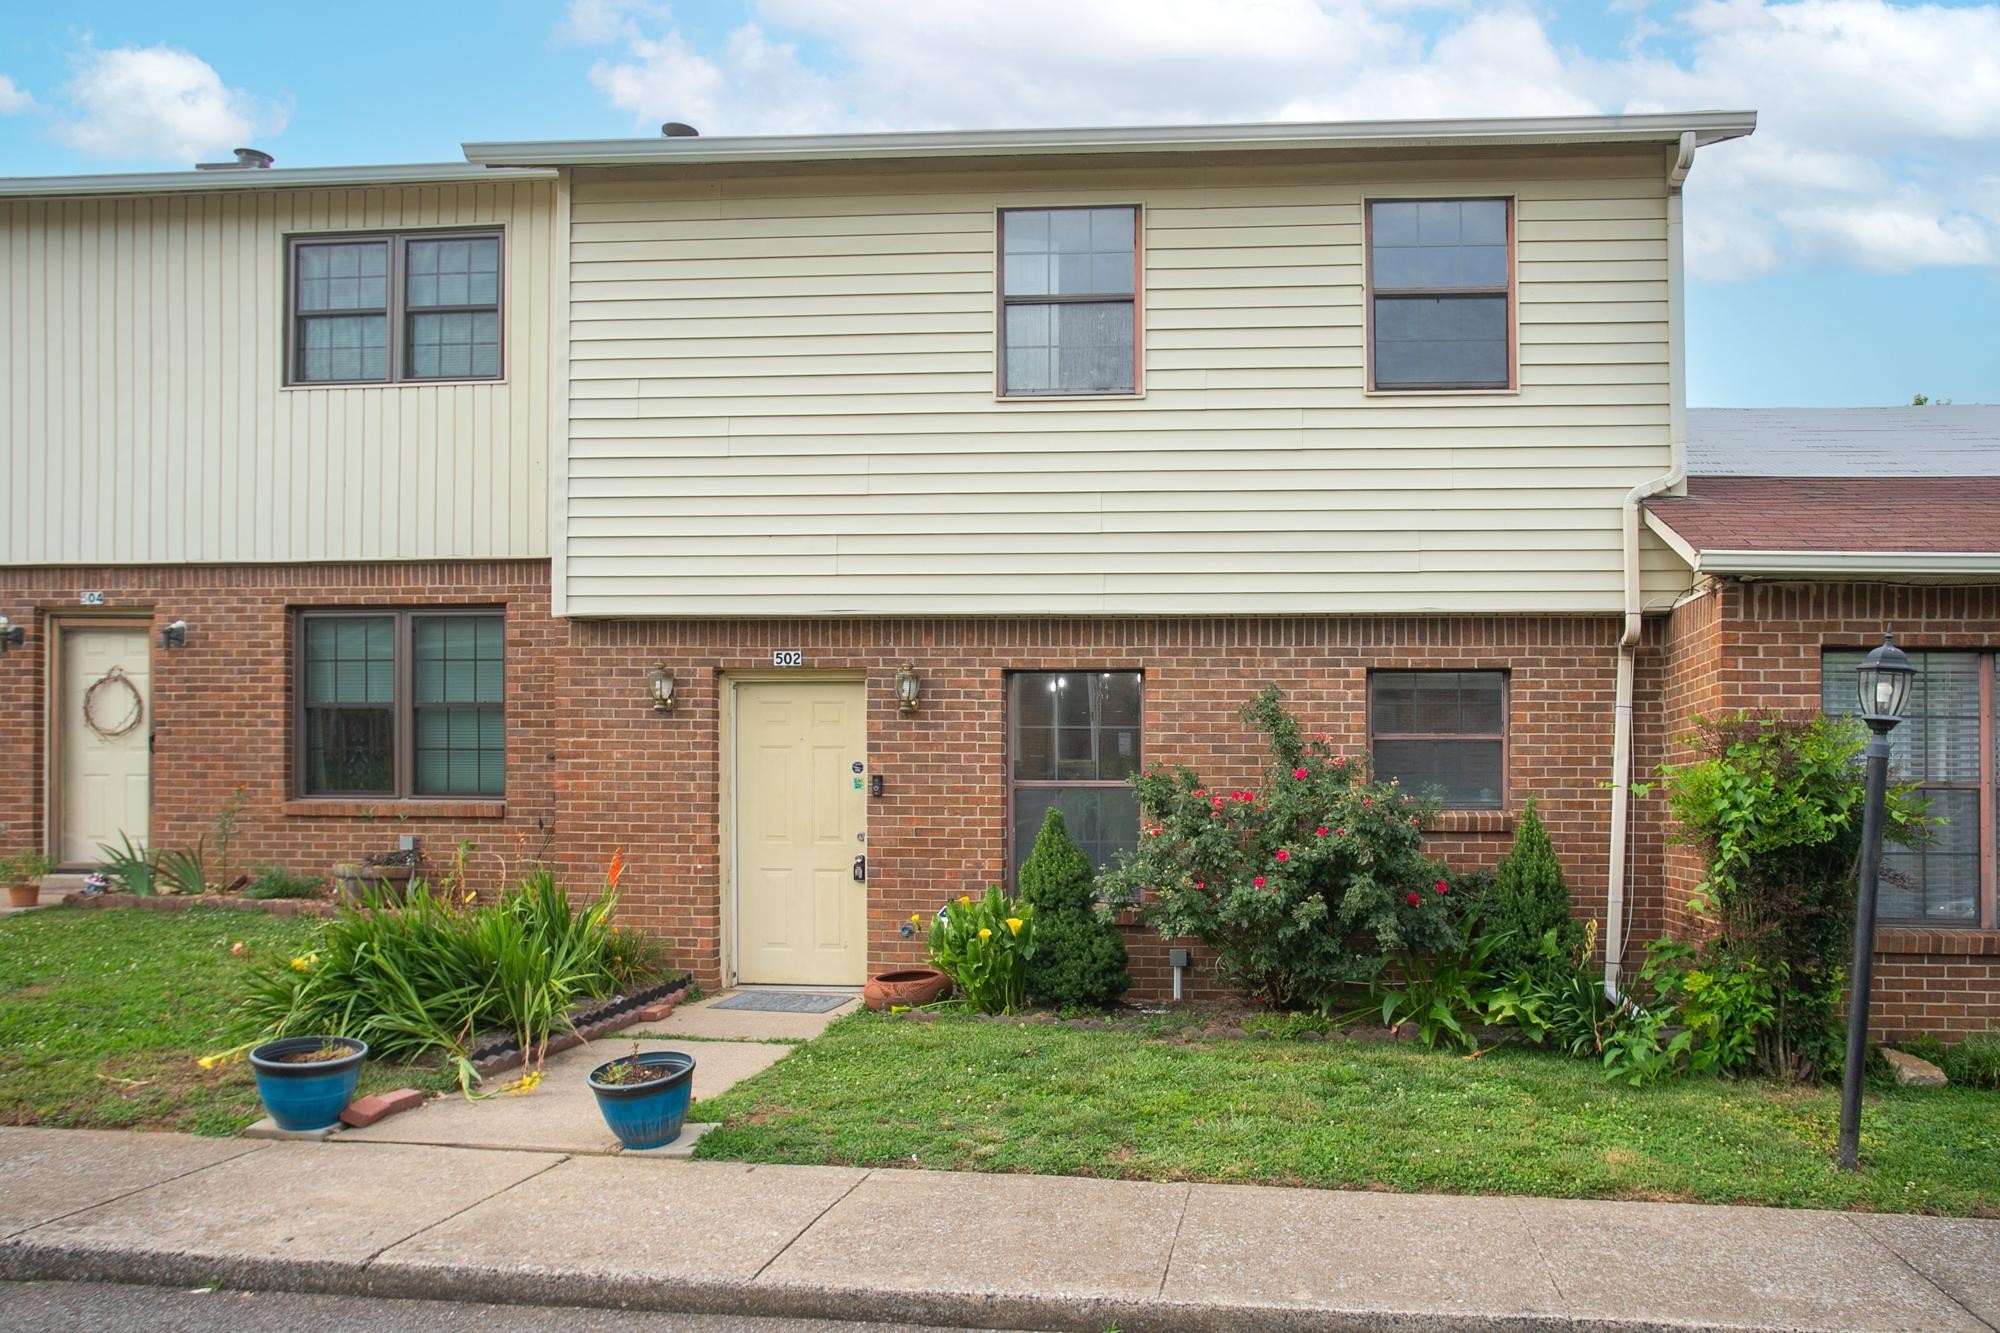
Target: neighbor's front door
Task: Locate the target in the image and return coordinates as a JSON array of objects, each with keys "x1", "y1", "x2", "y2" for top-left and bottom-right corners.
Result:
[
  {"x1": 56, "y1": 624, "x2": 153, "y2": 865},
  {"x1": 733, "y1": 678, "x2": 867, "y2": 986}
]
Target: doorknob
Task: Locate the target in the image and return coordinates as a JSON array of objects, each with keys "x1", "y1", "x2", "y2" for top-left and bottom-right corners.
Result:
[{"x1": 852, "y1": 854, "x2": 866, "y2": 883}]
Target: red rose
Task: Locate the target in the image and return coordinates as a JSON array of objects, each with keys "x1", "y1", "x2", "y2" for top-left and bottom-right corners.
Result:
[
  {"x1": 1212, "y1": 797, "x2": 1225, "y2": 810},
  {"x1": 1315, "y1": 826, "x2": 1329, "y2": 837},
  {"x1": 1253, "y1": 876, "x2": 1267, "y2": 888},
  {"x1": 1435, "y1": 880, "x2": 1449, "y2": 894},
  {"x1": 1362, "y1": 798, "x2": 1372, "y2": 809},
  {"x1": 1406, "y1": 892, "x2": 1420, "y2": 906},
  {"x1": 1292, "y1": 767, "x2": 1308, "y2": 780},
  {"x1": 1335, "y1": 827, "x2": 1346, "y2": 836},
  {"x1": 1275, "y1": 849, "x2": 1290, "y2": 862},
  {"x1": 1194, "y1": 880, "x2": 1205, "y2": 891}
]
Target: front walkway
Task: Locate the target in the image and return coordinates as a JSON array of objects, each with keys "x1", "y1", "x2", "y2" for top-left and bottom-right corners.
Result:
[{"x1": 1, "y1": 1123, "x2": 1994, "y2": 1330}]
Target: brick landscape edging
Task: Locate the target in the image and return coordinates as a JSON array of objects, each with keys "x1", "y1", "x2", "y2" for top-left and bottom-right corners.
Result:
[{"x1": 467, "y1": 975, "x2": 693, "y2": 1082}]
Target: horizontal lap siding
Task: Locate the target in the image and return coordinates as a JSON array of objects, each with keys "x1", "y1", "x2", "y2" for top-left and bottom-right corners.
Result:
[
  {"x1": 0, "y1": 181, "x2": 556, "y2": 565},
  {"x1": 564, "y1": 153, "x2": 1674, "y2": 617}
]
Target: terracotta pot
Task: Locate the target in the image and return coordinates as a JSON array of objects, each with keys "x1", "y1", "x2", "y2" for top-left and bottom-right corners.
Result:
[
  {"x1": 7, "y1": 882, "x2": 39, "y2": 909},
  {"x1": 863, "y1": 966, "x2": 954, "y2": 1011}
]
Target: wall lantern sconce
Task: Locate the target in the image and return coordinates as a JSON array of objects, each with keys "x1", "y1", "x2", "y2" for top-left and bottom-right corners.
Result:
[
  {"x1": 648, "y1": 662, "x2": 676, "y2": 714},
  {"x1": 896, "y1": 662, "x2": 921, "y2": 715},
  {"x1": 0, "y1": 617, "x2": 22, "y2": 652},
  {"x1": 160, "y1": 620, "x2": 189, "y2": 650}
]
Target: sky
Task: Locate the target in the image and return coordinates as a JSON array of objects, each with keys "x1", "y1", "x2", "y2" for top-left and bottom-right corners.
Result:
[{"x1": 2, "y1": 0, "x2": 1996, "y2": 408}]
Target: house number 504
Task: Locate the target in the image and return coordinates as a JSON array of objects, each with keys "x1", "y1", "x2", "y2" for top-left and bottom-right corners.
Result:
[{"x1": 771, "y1": 649, "x2": 803, "y2": 668}]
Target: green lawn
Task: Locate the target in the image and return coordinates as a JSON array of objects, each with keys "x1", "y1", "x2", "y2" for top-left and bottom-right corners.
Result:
[
  {"x1": 691, "y1": 1011, "x2": 2000, "y2": 1216},
  {"x1": 0, "y1": 906, "x2": 448, "y2": 1135}
]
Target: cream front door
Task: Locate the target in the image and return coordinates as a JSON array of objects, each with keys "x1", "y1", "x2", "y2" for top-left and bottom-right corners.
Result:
[
  {"x1": 733, "y1": 679, "x2": 868, "y2": 986},
  {"x1": 57, "y1": 625, "x2": 153, "y2": 865}
]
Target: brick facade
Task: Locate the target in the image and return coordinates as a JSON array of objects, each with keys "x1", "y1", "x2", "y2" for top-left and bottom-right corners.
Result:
[
  {"x1": 1651, "y1": 579, "x2": 2000, "y2": 1037},
  {"x1": 3, "y1": 559, "x2": 1994, "y2": 1038}
]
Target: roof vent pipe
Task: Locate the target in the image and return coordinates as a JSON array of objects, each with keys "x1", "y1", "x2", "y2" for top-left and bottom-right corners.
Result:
[
  {"x1": 660, "y1": 122, "x2": 700, "y2": 138},
  {"x1": 194, "y1": 147, "x2": 274, "y2": 171}
]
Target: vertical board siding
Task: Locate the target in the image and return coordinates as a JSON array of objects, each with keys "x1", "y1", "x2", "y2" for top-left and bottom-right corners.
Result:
[
  {"x1": 0, "y1": 180, "x2": 555, "y2": 565},
  {"x1": 562, "y1": 152, "x2": 1679, "y2": 617}
]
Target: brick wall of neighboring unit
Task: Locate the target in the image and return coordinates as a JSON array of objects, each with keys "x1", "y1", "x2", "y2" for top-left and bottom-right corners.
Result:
[
  {"x1": 0, "y1": 562, "x2": 561, "y2": 897},
  {"x1": 1652, "y1": 579, "x2": 2000, "y2": 1037}
]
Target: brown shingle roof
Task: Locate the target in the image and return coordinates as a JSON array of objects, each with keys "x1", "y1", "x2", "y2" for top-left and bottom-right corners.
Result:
[{"x1": 1645, "y1": 476, "x2": 2000, "y2": 555}]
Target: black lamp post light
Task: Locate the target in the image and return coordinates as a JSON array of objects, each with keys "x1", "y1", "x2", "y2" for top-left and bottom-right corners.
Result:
[{"x1": 1837, "y1": 628, "x2": 1914, "y2": 1171}]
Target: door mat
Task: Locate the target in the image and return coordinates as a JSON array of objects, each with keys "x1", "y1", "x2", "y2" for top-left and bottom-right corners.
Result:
[{"x1": 711, "y1": 991, "x2": 854, "y2": 1014}]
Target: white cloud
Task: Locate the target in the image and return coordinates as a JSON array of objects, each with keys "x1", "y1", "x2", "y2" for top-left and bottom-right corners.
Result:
[
  {"x1": 566, "y1": 0, "x2": 2000, "y2": 282},
  {"x1": 55, "y1": 45, "x2": 288, "y2": 165},
  {"x1": 0, "y1": 75, "x2": 34, "y2": 115}
]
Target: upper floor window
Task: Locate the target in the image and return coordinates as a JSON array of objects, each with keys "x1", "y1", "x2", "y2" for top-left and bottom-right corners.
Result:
[
  {"x1": 288, "y1": 230, "x2": 503, "y2": 386},
  {"x1": 297, "y1": 609, "x2": 506, "y2": 799},
  {"x1": 1823, "y1": 649, "x2": 1993, "y2": 927},
  {"x1": 999, "y1": 207, "x2": 1138, "y2": 397},
  {"x1": 1367, "y1": 199, "x2": 1512, "y2": 391},
  {"x1": 1369, "y1": 670, "x2": 1507, "y2": 808}
]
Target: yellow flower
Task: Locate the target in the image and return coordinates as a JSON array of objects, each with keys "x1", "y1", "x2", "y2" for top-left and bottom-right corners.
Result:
[
  {"x1": 958, "y1": 895, "x2": 972, "y2": 905},
  {"x1": 508, "y1": 1070, "x2": 544, "y2": 1096},
  {"x1": 289, "y1": 956, "x2": 311, "y2": 972},
  {"x1": 908, "y1": 913, "x2": 920, "y2": 924},
  {"x1": 978, "y1": 927, "x2": 993, "y2": 941},
  {"x1": 1005, "y1": 917, "x2": 1023, "y2": 936}
]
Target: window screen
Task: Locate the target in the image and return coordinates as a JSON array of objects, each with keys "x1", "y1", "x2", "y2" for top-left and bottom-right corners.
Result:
[{"x1": 1370, "y1": 670, "x2": 1506, "y2": 808}]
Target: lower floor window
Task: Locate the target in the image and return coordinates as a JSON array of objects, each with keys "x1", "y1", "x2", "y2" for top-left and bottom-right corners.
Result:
[
  {"x1": 1823, "y1": 649, "x2": 1994, "y2": 926},
  {"x1": 298, "y1": 609, "x2": 505, "y2": 798},
  {"x1": 1369, "y1": 670, "x2": 1507, "y2": 808},
  {"x1": 1008, "y1": 670, "x2": 1142, "y2": 878}
]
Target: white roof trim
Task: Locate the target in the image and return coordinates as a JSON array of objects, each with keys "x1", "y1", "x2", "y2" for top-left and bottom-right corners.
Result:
[
  {"x1": 1696, "y1": 550, "x2": 2000, "y2": 577},
  {"x1": 1642, "y1": 509, "x2": 1703, "y2": 568},
  {"x1": 464, "y1": 111, "x2": 1757, "y2": 168},
  {"x1": 0, "y1": 163, "x2": 558, "y2": 199}
]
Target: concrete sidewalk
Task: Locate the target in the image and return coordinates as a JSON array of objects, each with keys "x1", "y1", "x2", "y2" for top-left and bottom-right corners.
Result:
[{"x1": 1, "y1": 1126, "x2": 1995, "y2": 1331}]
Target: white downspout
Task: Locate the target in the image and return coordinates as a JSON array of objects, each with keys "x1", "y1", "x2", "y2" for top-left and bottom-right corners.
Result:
[{"x1": 1605, "y1": 131, "x2": 1696, "y2": 1000}]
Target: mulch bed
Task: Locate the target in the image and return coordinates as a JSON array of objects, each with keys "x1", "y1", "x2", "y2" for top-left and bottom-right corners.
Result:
[
  {"x1": 883, "y1": 999, "x2": 1435, "y2": 1045},
  {"x1": 60, "y1": 891, "x2": 337, "y2": 918}
]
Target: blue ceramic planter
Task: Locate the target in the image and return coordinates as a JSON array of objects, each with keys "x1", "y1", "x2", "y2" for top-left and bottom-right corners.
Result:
[
  {"x1": 249, "y1": 1036, "x2": 367, "y2": 1131},
  {"x1": 588, "y1": 1050, "x2": 696, "y2": 1150}
]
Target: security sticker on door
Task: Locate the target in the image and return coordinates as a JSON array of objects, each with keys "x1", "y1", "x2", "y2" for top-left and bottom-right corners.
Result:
[{"x1": 771, "y1": 649, "x2": 803, "y2": 667}]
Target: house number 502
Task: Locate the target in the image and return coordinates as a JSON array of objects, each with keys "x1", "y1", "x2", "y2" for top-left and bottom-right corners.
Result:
[{"x1": 771, "y1": 649, "x2": 803, "y2": 668}]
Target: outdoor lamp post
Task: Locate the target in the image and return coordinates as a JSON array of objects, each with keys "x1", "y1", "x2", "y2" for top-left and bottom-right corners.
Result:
[{"x1": 1837, "y1": 628, "x2": 1913, "y2": 1171}]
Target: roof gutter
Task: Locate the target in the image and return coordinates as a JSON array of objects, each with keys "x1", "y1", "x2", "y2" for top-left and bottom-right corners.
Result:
[
  {"x1": 1695, "y1": 550, "x2": 2000, "y2": 577},
  {"x1": 463, "y1": 110, "x2": 1757, "y2": 168},
  {"x1": 0, "y1": 163, "x2": 556, "y2": 199},
  {"x1": 1605, "y1": 129, "x2": 1703, "y2": 1003}
]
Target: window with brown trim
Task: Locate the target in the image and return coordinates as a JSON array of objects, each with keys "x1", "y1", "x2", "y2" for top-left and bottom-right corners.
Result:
[
  {"x1": 998, "y1": 207, "x2": 1139, "y2": 396},
  {"x1": 296, "y1": 609, "x2": 505, "y2": 798},
  {"x1": 1823, "y1": 649, "x2": 1996, "y2": 927},
  {"x1": 1369, "y1": 670, "x2": 1507, "y2": 809},
  {"x1": 1008, "y1": 671, "x2": 1142, "y2": 878},
  {"x1": 287, "y1": 229, "x2": 502, "y2": 385},
  {"x1": 1366, "y1": 198, "x2": 1512, "y2": 390}
]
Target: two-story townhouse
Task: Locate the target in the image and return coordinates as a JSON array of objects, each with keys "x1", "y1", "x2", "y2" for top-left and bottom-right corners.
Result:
[{"x1": 5, "y1": 114, "x2": 1995, "y2": 1036}]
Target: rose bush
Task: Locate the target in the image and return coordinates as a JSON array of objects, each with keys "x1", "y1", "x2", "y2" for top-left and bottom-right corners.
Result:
[{"x1": 1101, "y1": 687, "x2": 1459, "y2": 1012}]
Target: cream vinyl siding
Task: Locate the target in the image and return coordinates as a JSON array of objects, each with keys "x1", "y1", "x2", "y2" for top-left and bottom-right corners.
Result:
[
  {"x1": 1, "y1": 179, "x2": 555, "y2": 565},
  {"x1": 562, "y1": 152, "x2": 1674, "y2": 617}
]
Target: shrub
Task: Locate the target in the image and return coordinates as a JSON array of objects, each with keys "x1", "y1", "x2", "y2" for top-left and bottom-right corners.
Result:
[
  {"x1": 1017, "y1": 808, "x2": 1129, "y2": 1010},
  {"x1": 1482, "y1": 798, "x2": 1582, "y2": 983},
  {"x1": 929, "y1": 886, "x2": 1035, "y2": 1014},
  {"x1": 1660, "y1": 712, "x2": 1928, "y2": 1079},
  {"x1": 1373, "y1": 900, "x2": 1511, "y2": 1050},
  {"x1": 243, "y1": 867, "x2": 327, "y2": 900},
  {"x1": 1101, "y1": 686, "x2": 1458, "y2": 1012},
  {"x1": 1598, "y1": 939, "x2": 1777, "y2": 1086},
  {"x1": 239, "y1": 856, "x2": 663, "y2": 1086}
]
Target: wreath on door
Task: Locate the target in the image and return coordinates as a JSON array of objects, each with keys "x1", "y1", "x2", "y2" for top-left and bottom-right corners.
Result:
[{"x1": 83, "y1": 665, "x2": 145, "y2": 739}]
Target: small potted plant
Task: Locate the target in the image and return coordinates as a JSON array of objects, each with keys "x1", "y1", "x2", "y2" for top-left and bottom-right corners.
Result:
[
  {"x1": 588, "y1": 1042, "x2": 697, "y2": 1150},
  {"x1": 248, "y1": 1035, "x2": 368, "y2": 1131},
  {"x1": 332, "y1": 848, "x2": 419, "y2": 903},
  {"x1": 4, "y1": 851, "x2": 55, "y2": 909}
]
